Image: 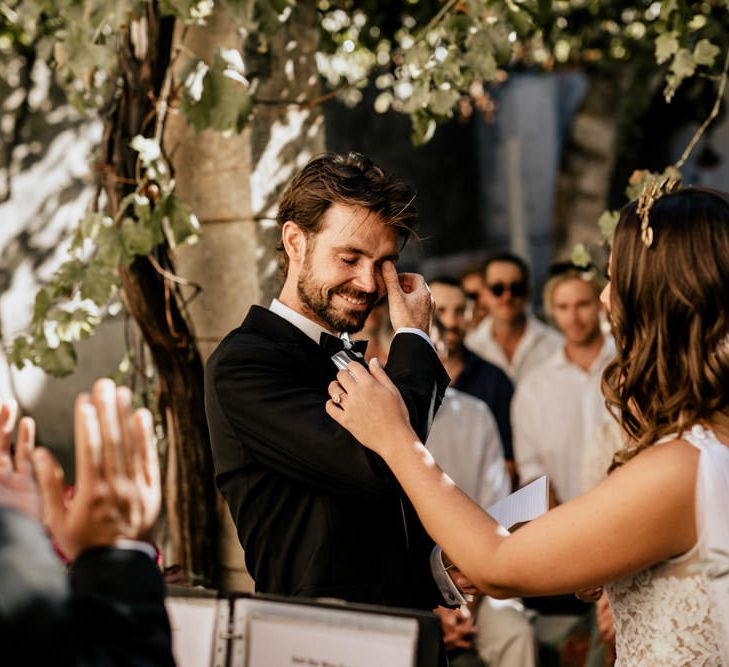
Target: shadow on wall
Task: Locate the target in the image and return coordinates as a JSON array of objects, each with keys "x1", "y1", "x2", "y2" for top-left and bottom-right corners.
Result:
[{"x1": 0, "y1": 82, "x2": 127, "y2": 476}]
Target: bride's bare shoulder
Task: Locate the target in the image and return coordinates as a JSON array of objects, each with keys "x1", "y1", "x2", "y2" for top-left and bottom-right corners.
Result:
[{"x1": 616, "y1": 437, "x2": 700, "y2": 483}]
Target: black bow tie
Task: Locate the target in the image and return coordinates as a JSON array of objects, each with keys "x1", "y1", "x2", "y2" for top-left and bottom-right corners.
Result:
[{"x1": 319, "y1": 332, "x2": 368, "y2": 357}]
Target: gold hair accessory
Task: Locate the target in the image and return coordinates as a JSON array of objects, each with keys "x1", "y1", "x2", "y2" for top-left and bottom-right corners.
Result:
[{"x1": 636, "y1": 176, "x2": 681, "y2": 247}]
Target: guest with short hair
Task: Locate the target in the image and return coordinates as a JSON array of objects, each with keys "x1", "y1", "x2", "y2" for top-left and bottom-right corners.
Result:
[
  {"x1": 430, "y1": 276, "x2": 515, "y2": 481},
  {"x1": 466, "y1": 252, "x2": 562, "y2": 383},
  {"x1": 512, "y1": 263, "x2": 613, "y2": 505}
]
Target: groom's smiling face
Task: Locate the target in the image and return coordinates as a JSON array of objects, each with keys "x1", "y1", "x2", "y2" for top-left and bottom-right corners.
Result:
[{"x1": 295, "y1": 203, "x2": 400, "y2": 334}]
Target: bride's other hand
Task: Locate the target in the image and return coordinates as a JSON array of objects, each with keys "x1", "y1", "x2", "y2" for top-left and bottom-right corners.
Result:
[{"x1": 326, "y1": 358, "x2": 415, "y2": 456}]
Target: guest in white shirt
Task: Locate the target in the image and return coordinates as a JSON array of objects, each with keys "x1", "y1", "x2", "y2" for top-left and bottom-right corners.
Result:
[
  {"x1": 466, "y1": 252, "x2": 562, "y2": 383},
  {"x1": 425, "y1": 341, "x2": 536, "y2": 667},
  {"x1": 512, "y1": 263, "x2": 614, "y2": 505},
  {"x1": 426, "y1": 388, "x2": 510, "y2": 520}
]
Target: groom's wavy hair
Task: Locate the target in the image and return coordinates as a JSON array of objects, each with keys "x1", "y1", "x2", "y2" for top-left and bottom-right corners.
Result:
[
  {"x1": 275, "y1": 152, "x2": 418, "y2": 275},
  {"x1": 604, "y1": 186, "x2": 729, "y2": 469}
]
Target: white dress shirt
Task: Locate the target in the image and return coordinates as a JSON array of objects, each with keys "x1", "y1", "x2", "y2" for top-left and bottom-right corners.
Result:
[
  {"x1": 512, "y1": 337, "x2": 616, "y2": 502},
  {"x1": 425, "y1": 388, "x2": 510, "y2": 511},
  {"x1": 465, "y1": 315, "x2": 563, "y2": 384}
]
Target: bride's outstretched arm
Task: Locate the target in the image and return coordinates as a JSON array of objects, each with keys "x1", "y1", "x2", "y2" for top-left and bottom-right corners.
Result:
[{"x1": 326, "y1": 359, "x2": 699, "y2": 598}]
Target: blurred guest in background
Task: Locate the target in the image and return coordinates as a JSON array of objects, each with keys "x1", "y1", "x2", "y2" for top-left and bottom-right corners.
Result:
[
  {"x1": 466, "y1": 252, "x2": 562, "y2": 383},
  {"x1": 512, "y1": 263, "x2": 614, "y2": 505},
  {"x1": 430, "y1": 277, "x2": 516, "y2": 486},
  {"x1": 459, "y1": 263, "x2": 489, "y2": 330}
]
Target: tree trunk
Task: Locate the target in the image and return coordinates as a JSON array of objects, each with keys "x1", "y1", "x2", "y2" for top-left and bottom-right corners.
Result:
[
  {"x1": 553, "y1": 72, "x2": 624, "y2": 262},
  {"x1": 99, "y1": 4, "x2": 219, "y2": 586}
]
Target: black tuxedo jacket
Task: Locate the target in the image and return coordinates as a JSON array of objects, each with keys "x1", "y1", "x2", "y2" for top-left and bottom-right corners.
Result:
[
  {"x1": 0, "y1": 508, "x2": 173, "y2": 666},
  {"x1": 205, "y1": 305, "x2": 450, "y2": 609}
]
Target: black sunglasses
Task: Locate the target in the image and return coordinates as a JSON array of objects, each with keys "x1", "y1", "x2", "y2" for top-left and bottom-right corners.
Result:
[{"x1": 486, "y1": 280, "x2": 527, "y2": 298}]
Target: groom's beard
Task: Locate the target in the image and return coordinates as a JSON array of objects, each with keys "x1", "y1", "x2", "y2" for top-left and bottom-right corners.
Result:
[{"x1": 297, "y1": 266, "x2": 378, "y2": 334}]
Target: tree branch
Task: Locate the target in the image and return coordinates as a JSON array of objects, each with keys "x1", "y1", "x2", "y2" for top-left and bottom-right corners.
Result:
[{"x1": 675, "y1": 48, "x2": 729, "y2": 170}]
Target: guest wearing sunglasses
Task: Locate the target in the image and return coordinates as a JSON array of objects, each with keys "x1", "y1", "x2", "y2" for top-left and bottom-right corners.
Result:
[{"x1": 465, "y1": 252, "x2": 562, "y2": 383}]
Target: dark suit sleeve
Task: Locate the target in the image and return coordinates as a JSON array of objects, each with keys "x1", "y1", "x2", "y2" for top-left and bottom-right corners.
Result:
[
  {"x1": 208, "y1": 331, "x2": 449, "y2": 498},
  {"x1": 68, "y1": 547, "x2": 174, "y2": 666},
  {"x1": 385, "y1": 332, "x2": 450, "y2": 442},
  {"x1": 0, "y1": 508, "x2": 173, "y2": 666}
]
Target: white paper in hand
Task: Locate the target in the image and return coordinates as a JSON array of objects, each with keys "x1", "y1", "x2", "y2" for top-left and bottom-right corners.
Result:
[{"x1": 486, "y1": 476, "x2": 549, "y2": 531}]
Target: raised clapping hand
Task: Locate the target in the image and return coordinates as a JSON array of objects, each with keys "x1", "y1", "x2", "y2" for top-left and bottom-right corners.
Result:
[
  {"x1": 326, "y1": 357, "x2": 414, "y2": 457},
  {"x1": 382, "y1": 260, "x2": 434, "y2": 334},
  {"x1": 0, "y1": 399, "x2": 40, "y2": 520},
  {"x1": 32, "y1": 378, "x2": 161, "y2": 561}
]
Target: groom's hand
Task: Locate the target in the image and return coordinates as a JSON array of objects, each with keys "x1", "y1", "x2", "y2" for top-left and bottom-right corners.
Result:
[
  {"x1": 444, "y1": 552, "x2": 480, "y2": 597},
  {"x1": 383, "y1": 261, "x2": 434, "y2": 333}
]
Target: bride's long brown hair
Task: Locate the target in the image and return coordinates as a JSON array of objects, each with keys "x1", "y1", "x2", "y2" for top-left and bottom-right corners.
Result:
[{"x1": 603, "y1": 186, "x2": 729, "y2": 467}]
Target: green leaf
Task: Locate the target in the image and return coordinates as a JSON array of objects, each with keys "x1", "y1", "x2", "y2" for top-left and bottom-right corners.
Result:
[
  {"x1": 401, "y1": 80, "x2": 431, "y2": 114},
  {"x1": 404, "y1": 42, "x2": 430, "y2": 71},
  {"x1": 95, "y1": 223, "x2": 126, "y2": 266},
  {"x1": 374, "y1": 91, "x2": 393, "y2": 114},
  {"x1": 665, "y1": 48, "x2": 696, "y2": 100},
  {"x1": 51, "y1": 259, "x2": 86, "y2": 298},
  {"x1": 163, "y1": 195, "x2": 201, "y2": 247},
  {"x1": 80, "y1": 261, "x2": 120, "y2": 306},
  {"x1": 464, "y1": 50, "x2": 498, "y2": 81},
  {"x1": 655, "y1": 32, "x2": 679, "y2": 65},
  {"x1": 693, "y1": 39, "x2": 720, "y2": 67},
  {"x1": 181, "y1": 49, "x2": 254, "y2": 134},
  {"x1": 7, "y1": 336, "x2": 33, "y2": 370},
  {"x1": 688, "y1": 15, "x2": 708, "y2": 31},
  {"x1": 70, "y1": 212, "x2": 107, "y2": 250},
  {"x1": 38, "y1": 341, "x2": 77, "y2": 377},
  {"x1": 570, "y1": 243, "x2": 592, "y2": 268},
  {"x1": 428, "y1": 87, "x2": 460, "y2": 116},
  {"x1": 597, "y1": 211, "x2": 620, "y2": 244},
  {"x1": 410, "y1": 110, "x2": 437, "y2": 146},
  {"x1": 121, "y1": 216, "x2": 161, "y2": 257},
  {"x1": 158, "y1": 0, "x2": 214, "y2": 24},
  {"x1": 660, "y1": 0, "x2": 679, "y2": 20},
  {"x1": 31, "y1": 288, "x2": 51, "y2": 336}
]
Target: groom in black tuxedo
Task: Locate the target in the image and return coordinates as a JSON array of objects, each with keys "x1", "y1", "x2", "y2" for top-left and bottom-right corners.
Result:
[{"x1": 205, "y1": 152, "x2": 457, "y2": 610}]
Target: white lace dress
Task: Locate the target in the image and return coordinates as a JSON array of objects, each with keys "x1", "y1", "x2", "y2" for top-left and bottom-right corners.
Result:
[{"x1": 605, "y1": 425, "x2": 729, "y2": 666}]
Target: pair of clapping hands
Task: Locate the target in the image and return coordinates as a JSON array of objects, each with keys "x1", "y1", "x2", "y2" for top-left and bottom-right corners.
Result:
[{"x1": 0, "y1": 379, "x2": 160, "y2": 561}]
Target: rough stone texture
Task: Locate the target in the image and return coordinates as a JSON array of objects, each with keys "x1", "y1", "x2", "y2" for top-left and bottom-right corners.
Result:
[
  {"x1": 570, "y1": 114, "x2": 615, "y2": 157},
  {"x1": 175, "y1": 220, "x2": 259, "y2": 354}
]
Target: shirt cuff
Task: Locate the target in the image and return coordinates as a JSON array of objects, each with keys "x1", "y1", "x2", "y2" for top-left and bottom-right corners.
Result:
[
  {"x1": 430, "y1": 545, "x2": 468, "y2": 606},
  {"x1": 115, "y1": 539, "x2": 159, "y2": 562},
  {"x1": 394, "y1": 327, "x2": 435, "y2": 350}
]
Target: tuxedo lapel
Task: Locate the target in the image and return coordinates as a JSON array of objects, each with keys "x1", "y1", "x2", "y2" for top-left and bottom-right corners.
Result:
[{"x1": 240, "y1": 306, "x2": 339, "y2": 384}]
